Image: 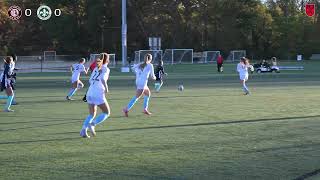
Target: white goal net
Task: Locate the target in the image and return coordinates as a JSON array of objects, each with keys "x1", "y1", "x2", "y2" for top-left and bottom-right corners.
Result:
[
  {"x1": 162, "y1": 49, "x2": 193, "y2": 64},
  {"x1": 226, "y1": 50, "x2": 246, "y2": 62},
  {"x1": 204, "y1": 51, "x2": 221, "y2": 63},
  {"x1": 43, "y1": 51, "x2": 56, "y2": 61}
]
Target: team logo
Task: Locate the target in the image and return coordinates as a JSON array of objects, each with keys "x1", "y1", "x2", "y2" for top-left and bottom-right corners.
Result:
[
  {"x1": 37, "y1": 5, "x2": 52, "y2": 20},
  {"x1": 305, "y1": 3, "x2": 316, "y2": 17},
  {"x1": 8, "y1": 6, "x2": 22, "y2": 20}
]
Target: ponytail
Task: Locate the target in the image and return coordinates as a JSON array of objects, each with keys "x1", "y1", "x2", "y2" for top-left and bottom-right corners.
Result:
[{"x1": 140, "y1": 54, "x2": 152, "y2": 70}]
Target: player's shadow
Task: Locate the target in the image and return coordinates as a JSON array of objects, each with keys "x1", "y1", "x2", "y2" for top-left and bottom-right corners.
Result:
[{"x1": 53, "y1": 114, "x2": 320, "y2": 135}]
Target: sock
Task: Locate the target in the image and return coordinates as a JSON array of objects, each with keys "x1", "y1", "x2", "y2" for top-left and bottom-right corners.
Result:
[
  {"x1": 82, "y1": 114, "x2": 94, "y2": 129},
  {"x1": 243, "y1": 83, "x2": 249, "y2": 93},
  {"x1": 127, "y1": 96, "x2": 138, "y2": 111},
  {"x1": 143, "y1": 96, "x2": 150, "y2": 110},
  {"x1": 67, "y1": 88, "x2": 77, "y2": 98},
  {"x1": 156, "y1": 82, "x2": 163, "y2": 92},
  {"x1": 92, "y1": 113, "x2": 109, "y2": 126},
  {"x1": 0, "y1": 95, "x2": 7, "y2": 99},
  {"x1": 5, "y1": 95, "x2": 14, "y2": 110}
]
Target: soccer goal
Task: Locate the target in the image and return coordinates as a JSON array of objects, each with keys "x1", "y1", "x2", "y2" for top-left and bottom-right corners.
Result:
[
  {"x1": 133, "y1": 50, "x2": 163, "y2": 64},
  {"x1": 204, "y1": 51, "x2": 221, "y2": 63},
  {"x1": 89, "y1": 53, "x2": 116, "y2": 67},
  {"x1": 43, "y1": 51, "x2": 56, "y2": 61},
  {"x1": 162, "y1": 49, "x2": 193, "y2": 64},
  {"x1": 226, "y1": 50, "x2": 246, "y2": 62}
]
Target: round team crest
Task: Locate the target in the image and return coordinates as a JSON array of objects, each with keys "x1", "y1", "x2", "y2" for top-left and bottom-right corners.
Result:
[
  {"x1": 8, "y1": 6, "x2": 22, "y2": 20},
  {"x1": 37, "y1": 5, "x2": 52, "y2": 20}
]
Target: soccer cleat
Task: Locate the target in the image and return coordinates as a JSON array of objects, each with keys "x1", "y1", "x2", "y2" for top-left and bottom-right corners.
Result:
[
  {"x1": 80, "y1": 129, "x2": 90, "y2": 138},
  {"x1": 11, "y1": 102, "x2": 18, "y2": 105},
  {"x1": 123, "y1": 108, "x2": 129, "y2": 117},
  {"x1": 66, "y1": 96, "x2": 74, "y2": 101},
  {"x1": 143, "y1": 109, "x2": 152, "y2": 115},
  {"x1": 3, "y1": 109, "x2": 14, "y2": 112},
  {"x1": 89, "y1": 123, "x2": 96, "y2": 137},
  {"x1": 244, "y1": 92, "x2": 250, "y2": 95},
  {"x1": 82, "y1": 96, "x2": 87, "y2": 102}
]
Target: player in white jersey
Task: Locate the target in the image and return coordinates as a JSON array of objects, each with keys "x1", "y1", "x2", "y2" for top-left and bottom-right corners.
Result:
[
  {"x1": 237, "y1": 57, "x2": 254, "y2": 95},
  {"x1": 0, "y1": 56, "x2": 15, "y2": 112},
  {"x1": 80, "y1": 53, "x2": 111, "y2": 138},
  {"x1": 66, "y1": 58, "x2": 88, "y2": 100},
  {"x1": 123, "y1": 54, "x2": 156, "y2": 117}
]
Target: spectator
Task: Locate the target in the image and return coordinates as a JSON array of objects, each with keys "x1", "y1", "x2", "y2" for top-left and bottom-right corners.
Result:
[{"x1": 217, "y1": 55, "x2": 224, "y2": 72}]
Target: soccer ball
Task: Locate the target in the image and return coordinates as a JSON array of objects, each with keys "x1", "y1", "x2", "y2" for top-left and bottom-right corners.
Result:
[{"x1": 178, "y1": 85, "x2": 184, "y2": 91}]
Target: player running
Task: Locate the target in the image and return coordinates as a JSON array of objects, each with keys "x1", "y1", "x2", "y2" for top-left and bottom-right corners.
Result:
[
  {"x1": 154, "y1": 60, "x2": 167, "y2": 92},
  {"x1": 237, "y1": 57, "x2": 254, "y2": 95},
  {"x1": 0, "y1": 56, "x2": 16, "y2": 112},
  {"x1": 123, "y1": 54, "x2": 156, "y2": 117},
  {"x1": 80, "y1": 53, "x2": 111, "y2": 138},
  {"x1": 66, "y1": 58, "x2": 88, "y2": 100}
]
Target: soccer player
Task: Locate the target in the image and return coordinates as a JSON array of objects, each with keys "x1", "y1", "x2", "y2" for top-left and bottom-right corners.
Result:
[
  {"x1": 154, "y1": 60, "x2": 167, "y2": 92},
  {"x1": 237, "y1": 57, "x2": 254, "y2": 95},
  {"x1": 0, "y1": 56, "x2": 16, "y2": 112},
  {"x1": 217, "y1": 54, "x2": 224, "y2": 72},
  {"x1": 82, "y1": 59, "x2": 98, "y2": 102},
  {"x1": 80, "y1": 53, "x2": 111, "y2": 138},
  {"x1": 66, "y1": 58, "x2": 88, "y2": 100},
  {"x1": 123, "y1": 54, "x2": 156, "y2": 117}
]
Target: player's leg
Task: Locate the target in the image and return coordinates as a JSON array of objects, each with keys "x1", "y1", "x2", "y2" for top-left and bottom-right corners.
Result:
[
  {"x1": 123, "y1": 89, "x2": 143, "y2": 117},
  {"x1": 143, "y1": 87, "x2": 152, "y2": 115},
  {"x1": 77, "y1": 80, "x2": 84, "y2": 89},
  {"x1": 80, "y1": 104, "x2": 97, "y2": 138},
  {"x1": 156, "y1": 80, "x2": 163, "y2": 92},
  {"x1": 66, "y1": 81, "x2": 78, "y2": 100},
  {"x1": 242, "y1": 79, "x2": 250, "y2": 95},
  {"x1": 89, "y1": 101, "x2": 111, "y2": 136},
  {"x1": 4, "y1": 86, "x2": 14, "y2": 112}
]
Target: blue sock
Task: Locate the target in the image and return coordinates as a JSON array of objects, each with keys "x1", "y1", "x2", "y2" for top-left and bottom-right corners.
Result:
[
  {"x1": 67, "y1": 88, "x2": 77, "y2": 98},
  {"x1": 5, "y1": 96, "x2": 14, "y2": 110},
  {"x1": 82, "y1": 114, "x2": 94, "y2": 129},
  {"x1": 127, "y1": 96, "x2": 138, "y2": 110},
  {"x1": 156, "y1": 82, "x2": 163, "y2": 92},
  {"x1": 0, "y1": 95, "x2": 7, "y2": 99},
  {"x1": 143, "y1": 96, "x2": 150, "y2": 110},
  {"x1": 92, "y1": 113, "x2": 109, "y2": 126}
]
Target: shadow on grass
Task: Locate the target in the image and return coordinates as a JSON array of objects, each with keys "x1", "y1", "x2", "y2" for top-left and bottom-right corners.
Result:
[
  {"x1": 54, "y1": 114, "x2": 320, "y2": 135},
  {"x1": 293, "y1": 168, "x2": 320, "y2": 180},
  {"x1": 1, "y1": 115, "x2": 319, "y2": 145}
]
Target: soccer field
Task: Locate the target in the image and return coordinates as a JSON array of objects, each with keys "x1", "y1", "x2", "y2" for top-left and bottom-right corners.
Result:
[{"x1": 1, "y1": 62, "x2": 320, "y2": 180}]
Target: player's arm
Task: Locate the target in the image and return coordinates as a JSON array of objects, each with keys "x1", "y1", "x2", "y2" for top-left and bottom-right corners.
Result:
[
  {"x1": 149, "y1": 64, "x2": 156, "y2": 80},
  {"x1": 161, "y1": 66, "x2": 168, "y2": 76},
  {"x1": 101, "y1": 68, "x2": 110, "y2": 93},
  {"x1": 70, "y1": 65, "x2": 73, "y2": 73}
]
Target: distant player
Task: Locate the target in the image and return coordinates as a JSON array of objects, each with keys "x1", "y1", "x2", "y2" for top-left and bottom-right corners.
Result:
[
  {"x1": 0, "y1": 56, "x2": 16, "y2": 112},
  {"x1": 66, "y1": 58, "x2": 88, "y2": 100},
  {"x1": 80, "y1": 53, "x2": 111, "y2": 138},
  {"x1": 0, "y1": 55, "x2": 18, "y2": 105},
  {"x1": 237, "y1": 57, "x2": 254, "y2": 95},
  {"x1": 82, "y1": 59, "x2": 98, "y2": 102},
  {"x1": 154, "y1": 60, "x2": 167, "y2": 92},
  {"x1": 123, "y1": 54, "x2": 156, "y2": 117},
  {"x1": 217, "y1": 54, "x2": 224, "y2": 72}
]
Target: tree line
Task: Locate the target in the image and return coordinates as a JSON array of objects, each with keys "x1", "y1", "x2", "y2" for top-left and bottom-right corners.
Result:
[{"x1": 0, "y1": 0, "x2": 320, "y2": 60}]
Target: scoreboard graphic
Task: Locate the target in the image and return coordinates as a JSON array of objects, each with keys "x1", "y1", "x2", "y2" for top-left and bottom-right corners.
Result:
[{"x1": 7, "y1": 5, "x2": 61, "y2": 21}]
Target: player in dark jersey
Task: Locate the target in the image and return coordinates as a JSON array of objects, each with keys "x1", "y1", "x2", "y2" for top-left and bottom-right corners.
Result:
[{"x1": 154, "y1": 60, "x2": 167, "y2": 92}]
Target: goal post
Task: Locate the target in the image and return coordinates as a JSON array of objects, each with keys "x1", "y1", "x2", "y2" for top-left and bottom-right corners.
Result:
[
  {"x1": 162, "y1": 49, "x2": 193, "y2": 64},
  {"x1": 204, "y1": 51, "x2": 221, "y2": 63},
  {"x1": 43, "y1": 51, "x2": 56, "y2": 61},
  {"x1": 226, "y1": 50, "x2": 246, "y2": 62}
]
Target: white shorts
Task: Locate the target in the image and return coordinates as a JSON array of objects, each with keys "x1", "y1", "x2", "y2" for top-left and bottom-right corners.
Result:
[
  {"x1": 71, "y1": 78, "x2": 79, "y2": 84},
  {"x1": 87, "y1": 93, "x2": 107, "y2": 105},
  {"x1": 136, "y1": 80, "x2": 148, "y2": 90},
  {"x1": 239, "y1": 74, "x2": 248, "y2": 81},
  {"x1": 1, "y1": 78, "x2": 12, "y2": 88}
]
